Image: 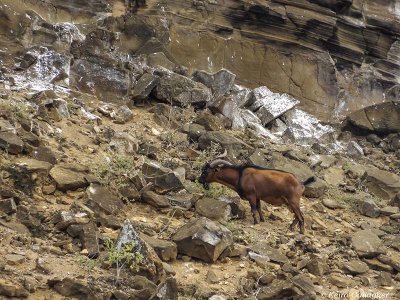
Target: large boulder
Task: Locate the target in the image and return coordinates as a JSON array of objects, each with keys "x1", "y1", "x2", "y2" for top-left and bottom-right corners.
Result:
[
  {"x1": 361, "y1": 168, "x2": 400, "y2": 200},
  {"x1": 115, "y1": 220, "x2": 165, "y2": 282},
  {"x1": 192, "y1": 69, "x2": 236, "y2": 98},
  {"x1": 70, "y1": 59, "x2": 130, "y2": 104},
  {"x1": 0, "y1": 132, "x2": 24, "y2": 154},
  {"x1": 347, "y1": 101, "x2": 400, "y2": 134},
  {"x1": 153, "y1": 72, "x2": 212, "y2": 107},
  {"x1": 172, "y1": 217, "x2": 233, "y2": 263}
]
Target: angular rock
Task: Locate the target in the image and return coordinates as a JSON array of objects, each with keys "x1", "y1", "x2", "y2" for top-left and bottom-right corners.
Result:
[
  {"x1": 194, "y1": 110, "x2": 225, "y2": 131},
  {"x1": 357, "y1": 198, "x2": 381, "y2": 218},
  {"x1": 347, "y1": 141, "x2": 364, "y2": 158},
  {"x1": 322, "y1": 198, "x2": 344, "y2": 209},
  {"x1": 110, "y1": 132, "x2": 139, "y2": 155},
  {"x1": 154, "y1": 172, "x2": 185, "y2": 194},
  {"x1": 79, "y1": 222, "x2": 100, "y2": 258},
  {"x1": 141, "y1": 234, "x2": 177, "y2": 262},
  {"x1": 362, "y1": 168, "x2": 400, "y2": 200},
  {"x1": 14, "y1": 158, "x2": 53, "y2": 174},
  {"x1": 0, "y1": 279, "x2": 29, "y2": 298},
  {"x1": 207, "y1": 97, "x2": 245, "y2": 129},
  {"x1": 0, "y1": 131, "x2": 24, "y2": 154},
  {"x1": 230, "y1": 85, "x2": 253, "y2": 108},
  {"x1": 153, "y1": 277, "x2": 178, "y2": 300},
  {"x1": 306, "y1": 258, "x2": 329, "y2": 276},
  {"x1": 181, "y1": 123, "x2": 207, "y2": 141},
  {"x1": 142, "y1": 191, "x2": 170, "y2": 209},
  {"x1": 5, "y1": 254, "x2": 25, "y2": 265},
  {"x1": 347, "y1": 101, "x2": 400, "y2": 134},
  {"x1": 52, "y1": 211, "x2": 90, "y2": 230},
  {"x1": 268, "y1": 152, "x2": 313, "y2": 183},
  {"x1": 219, "y1": 196, "x2": 246, "y2": 219},
  {"x1": 192, "y1": 69, "x2": 236, "y2": 98},
  {"x1": 256, "y1": 280, "x2": 303, "y2": 300},
  {"x1": 249, "y1": 241, "x2": 289, "y2": 264},
  {"x1": 195, "y1": 197, "x2": 231, "y2": 221},
  {"x1": 70, "y1": 59, "x2": 130, "y2": 104},
  {"x1": 281, "y1": 109, "x2": 335, "y2": 145},
  {"x1": 198, "y1": 131, "x2": 252, "y2": 158},
  {"x1": 114, "y1": 105, "x2": 133, "y2": 124},
  {"x1": 31, "y1": 146, "x2": 58, "y2": 164},
  {"x1": 115, "y1": 220, "x2": 165, "y2": 282},
  {"x1": 363, "y1": 258, "x2": 394, "y2": 272},
  {"x1": 321, "y1": 167, "x2": 345, "y2": 186},
  {"x1": 351, "y1": 229, "x2": 384, "y2": 258},
  {"x1": 0, "y1": 198, "x2": 17, "y2": 214},
  {"x1": 132, "y1": 73, "x2": 160, "y2": 101},
  {"x1": 248, "y1": 251, "x2": 271, "y2": 268},
  {"x1": 142, "y1": 160, "x2": 171, "y2": 177},
  {"x1": 380, "y1": 206, "x2": 399, "y2": 216},
  {"x1": 153, "y1": 72, "x2": 212, "y2": 107},
  {"x1": 377, "y1": 254, "x2": 400, "y2": 272},
  {"x1": 86, "y1": 184, "x2": 124, "y2": 215},
  {"x1": 389, "y1": 192, "x2": 400, "y2": 208},
  {"x1": 165, "y1": 194, "x2": 196, "y2": 210},
  {"x1": 49, "y1": 278, "x2": 93, "y2": 299},
  {"x1": 343, "y1": 260, "x2": 369, "y2": 275},
  {"x1": 172, "y1": 217, "x2": 233, "y2": 263},
  {"x1": 147, "y1": 52, "x2": 176, "y2": 70},
  {"x1": 328, "y1": 274, "x2": 353, "y2": 288},
  {"x1": 50, "y1": 164, "x2": 88, "y2": 192},
  {"x1": 303, "y1": 178, "x2": 327, "y2": 198}
]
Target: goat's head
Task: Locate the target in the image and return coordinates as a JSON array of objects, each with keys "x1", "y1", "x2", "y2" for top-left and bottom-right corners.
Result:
[{"x1": 198, "y1": 150, "x2": 232, "y2": 190}]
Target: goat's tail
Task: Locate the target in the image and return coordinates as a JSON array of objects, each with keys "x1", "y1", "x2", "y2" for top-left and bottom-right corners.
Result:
[{"x1": 302, "y1": 176, "x2": 316, "y2": 186}]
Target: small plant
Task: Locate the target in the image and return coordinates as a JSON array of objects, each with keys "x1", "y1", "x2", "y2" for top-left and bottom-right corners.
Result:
[
  {"x1": 91, "y1": 151, "x2": 138, "y2": 197},
  {"x1": 77, "y1": 255, "x2": 98, "y2": 271},
  {"x1": 104, "y1": 237, "x2": 144, "y2": 282},
  {"x1": 192, "y1": 142, "x2": 222, "y2": 174},
  {"x1": 0, "y1": 100, "x2": 31, "y2": 119}
]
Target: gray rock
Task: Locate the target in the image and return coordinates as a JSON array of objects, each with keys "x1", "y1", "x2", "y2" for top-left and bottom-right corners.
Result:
[
  {"x1": 328, "y1": 274, "x2": 353, "y2": 288},
  {"x1": 195, "y1": 198, "x2": 231, "y2": 221},
  {"x1": 5, "y1": 254, "x2": 25, "y2": 265},
  {"x1": 153, "y1": 72, "x2": 212, "y2": 107},
  {"x1": 0, "y1": 132, "x2": 24, "y2": 154},
  {"x1": 50, "y1": 164, "x2": 89, "y2": 192},
  {"x1": 192, "y1": 69, "x2": 236, "y2": 98},
  {"x1": 303, "y1": 178, "x2": 327, "y2": 198},
  {"x1": 249, "y1": 241, "x2": 289, "y2": 264},
  {"x1": 70, "y1": 59, "x2": 130, "y2": 104},
  {"x1": 347, "y1": 141, "x2": 364, "y2": 158},
  {"x1": 172, "y1": 217, "x2": 233, "y2": 263},
  {"x1": 249, "y1": 87, "x2": 299, "y2": 125},
  {"x1": 0, "y1": 198, "x2": 17, "y2": 214},
  {"x1": 153, "y1": 277, "x2": 178, "y2": 300},
  {"x1": 230, "y1": 85, "x2": 252, "y2": 108},
  {"x1": 52, "y1": 211, "x2": 90, "y2": 230},
  {"x1": 268, "y1": 152, "x2": 313, "y2": 183},
  {"x1": 256, "y1": 279, "x2": 305, "y2": 300},
  {"x1": 131, "y1": 73, "x2": 160, "y2": 101},
  {"x1": 322, "y1": 198, "x2": 344, "y2": 209},
  {"x1": 31, "y1": 146, "x2": 58, "y2": 164},
  {"x1": 358, "y1": 198, "x2": 381, "y2": 218},
  {"x1": 147, "y1": 52, "x2": 176, "y2": 70},
  {"x1": 343, "y1": 260, "x2": 369, "y2": 275},
  {"x1": 115, "y1": 220, "x2": 165, "y2": 282},
  {"x1": 142, "y1": 191, "x2": 171, "y2": 209},
  {"x1": 0, "y1": 279, "x2": 29, "y2": 298},
  {"x1": 306, "y1": 258, "x2": 329, "y2": 276},
  {"x1": 198, "y1": 131, "x2": 252, "y2": 158},
  {"x1": 182, "y1": 123, "x2": 206, "y2": 141},
  {"x1": 86, "y1": 184, "x2": 124, "y2": 215},
  {"x1": 380, "y1": 206, "x2": 399, "y2": 216},
  {"x1": 194, "y1": 110, "x2": 225, "y2": 131},
  {"x1": 79, "y1": 222, "x2": 100, "y2": 258},
  {"x1": 219, "y1": 196, "x2": 246, "y2": 219},
  {"x1": 208, "y1": 97, "x2": 245, "y2": 129},
  {"x1": 154, "y1": 172, "x2": 185, "y2": 194},
  {"x1": 110, "y1": 132, "x2": 139, "y2": 155},
  {"x1": 166, "y1": 194, "x2": 196, "y2": 210},
  {"x1": 351, "y1": 229, "x2": 384, "y2": 258},
  {"x1": 140, "y1": 234, "x2": 177, "y2": 262},
  {"x1": 389, "y1": 192, "x2": 400, "y2": 208},
  {"x1": 49, "y1": 277, "x2": 92, "y2": 298},
  {"x1": 362, "y1": 168, "x2": 400, "y2": 200},
  {"x1": 114, "y1": 105, "x2": 133, "y2": 124}
]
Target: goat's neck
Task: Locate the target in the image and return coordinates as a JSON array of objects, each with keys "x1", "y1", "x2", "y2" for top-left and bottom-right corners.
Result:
[{"x1": 213, "y1": 168, "x2": 240, "y2": 193}]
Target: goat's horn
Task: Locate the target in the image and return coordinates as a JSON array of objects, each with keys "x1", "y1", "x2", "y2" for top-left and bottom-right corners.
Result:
[
  {"x1": 209, "y1": 159, "x2": 232, "y2": 168},
  {"x1": 215, "y1": 149, "x2": 227, "y2": 159}
]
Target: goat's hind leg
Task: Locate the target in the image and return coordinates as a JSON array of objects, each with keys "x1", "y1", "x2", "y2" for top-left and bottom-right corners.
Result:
[
  {"x1": 247, "y1": 197, "x2": 259, "y2": 224},
  {"x1": 256, "y1": 199, "x2": 265, "y2": 222}
]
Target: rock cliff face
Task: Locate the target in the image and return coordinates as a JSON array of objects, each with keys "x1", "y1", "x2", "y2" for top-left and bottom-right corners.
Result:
[
  {"x1": 0, "y1": 0, "x2": 399, "y2": 121},
  {"x1": 142, "y1": 0, "x2": 400, "y2": 121}
]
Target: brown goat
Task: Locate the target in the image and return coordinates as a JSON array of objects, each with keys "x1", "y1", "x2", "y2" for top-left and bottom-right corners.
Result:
[{"x1": 198, "y1": 159, "x2": 315, "y2": 233}]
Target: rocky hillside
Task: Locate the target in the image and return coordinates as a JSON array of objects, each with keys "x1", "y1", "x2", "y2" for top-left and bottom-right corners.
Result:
[{"x1": 0, "y1": 0, "x2": 400, "y2": 299}]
